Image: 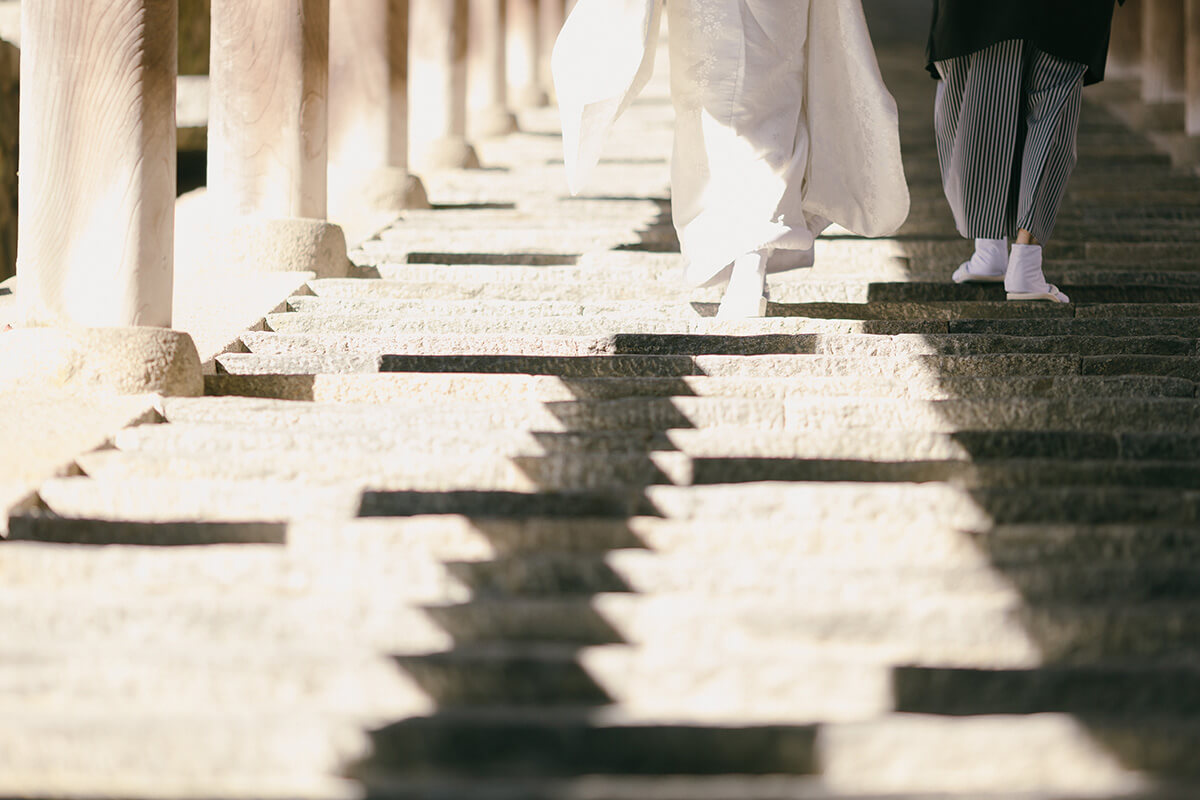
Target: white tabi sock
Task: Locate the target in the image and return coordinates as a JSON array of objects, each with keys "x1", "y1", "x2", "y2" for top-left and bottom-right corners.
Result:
[
  {"x1": 717, "y1": 249, "x2": 769, "y2": 319},
  {"x1": 952, "y1": 238, "x2": 1008, "y2": 283},
  {"x1": 1006, "y1": 244, "x2": 1070, "y2": 303}
]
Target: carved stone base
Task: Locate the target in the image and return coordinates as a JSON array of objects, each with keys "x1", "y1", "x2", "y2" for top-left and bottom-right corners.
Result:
[
  {"x1": 330, "y1": 167, "x2": 431, "y2": 215},
  {"x1": 471, "y1": 106, "x2": 521, "y2": 139},
  {"x1": 1149, "y1": 130, "x2": 1200, "y2": 166},
  {"x1": 209, "y1": 218, "x2": 351, "y2": 280},
  {"x1": 512, "y1": 85, "x2": 550, "y2": 109},
  {"x1": 0, "y1": 326, "x2": 203, "y2": 396},
  {"x1": 1113, "y1": 100, "x2": 1186, "y2": 132},
  {"x1": 413, "y1": 137, "x2": 483, "y2": 172}
]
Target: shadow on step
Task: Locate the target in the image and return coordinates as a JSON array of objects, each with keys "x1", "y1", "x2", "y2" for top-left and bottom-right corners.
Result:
[
  {"x1": 346, "y1": 369, "x2": 822, "y2": 789},
  {"x1": 407, "y1": 252, "x2": 580, "y2": 266},
  {"x1": 871, "y1": 39, "x2": 1200, "y2": 785},
  {"x1": 5, "y1": 514, "x2": 287, "y2": 546}
]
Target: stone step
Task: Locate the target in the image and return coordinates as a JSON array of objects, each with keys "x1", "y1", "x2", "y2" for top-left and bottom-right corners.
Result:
[
  {"x1": 0, "y1": 642, "x2": 428, "y2": 716},
  {"x1": 642, "y1": 483, "x2": 1200, "y2": 526},
  {"x1": 0, "y1": 713, "x2": 363, "y2": 800},
  {"x1": 430, "y1": 593, "x2": 1200, "y2": 664},
  {"x1": 68, "y1": 448, "x2": 1200, "y2": 494},
  {"x1": 34, "y1": 477, "x2": 364, "y2": 523},
  {"x1": 285, "y1": 293, "x2": 1200, "y2": 321},
  {"x1": 447, "y1": 553, "x2": 1200, "y2": 605},
  {"x1": 396, "y1": 648, "x2": 1200, "y2": 718},
  {"x1": 262, "y1": 309, "x2": 1200, "y2": 340},
  {"x1": 6, "y1": 518, "x2": 1198, "y2": 583},
  {"x1": 10, "y1": 576, "x2": 1196, "y2": 667},
  {"x1": 352, "y1": 775, "x2": 1200, "y2": 800},
  {"x1": 239, "y1": 330, "x2": 1198, "y2": 359},
  {"x1": 949, "y1": 317, "x2": 1200, "y2": 338},
  {"x1": 352, "y1": 711, "x2": 1200, "y2": 791},
  {"x1": 264, "y1": 312, "x2": 946, "y2": 338},
  {"x1": 112, "y1": 422, "x2": 1200, "y2": 465},
  {"x1": 30, "y1": 476, "x2": 1200, "y2": 529},
  {"x1": 203, "y1": 372, "x2": 1195, "y2": 404},
  {"x1": 156, "y1": 395, "x2": 1200, "y2": 435},
  {"x1": 217, "y1": 352, "x2": 1087, "y2": 379}
]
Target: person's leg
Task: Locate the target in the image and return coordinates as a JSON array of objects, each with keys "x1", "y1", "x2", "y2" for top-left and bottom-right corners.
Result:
[
  {"x1": 935, "y1": 41, "x2": 1026, "y2": 283},
  {"x1": 1006, "y1": 48, "x2": 1087, "y2": 302}
]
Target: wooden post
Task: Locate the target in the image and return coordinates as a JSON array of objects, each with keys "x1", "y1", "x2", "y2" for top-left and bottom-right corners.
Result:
[
  {"x1": 18, "y1": 0, "x2": 177, "y2": 329},
  {"x1": 538, "y1": 0, "x2": 564, "y2": 102},
  {"x1": 329, "y1": 0, "x2": 429, "y2": 214},
  {"x1": 410, "y1": 0, "x2": 481, "y2": 170},
  {"x1": 207, "y1": 0, "x2": 348, "y2": 277},
  {"x1": 469, "y1": 0, "x2": 519, "y2": 137},
  {"x1": 1188, "y1": 0, "x2": 1200, "y2": 134},
  {"x1": 508, "y1": 0, "x2": 547, "y2": 107},
  {"x1": 9, "y1": 0, "x2": 202, "y2": 396},
  {"x1": 1108, "y1": 0, "x2": 1143, "y2": 79},
  {"x1": 1143, "y1": 0, "x2": 1187, "y2": 104}
]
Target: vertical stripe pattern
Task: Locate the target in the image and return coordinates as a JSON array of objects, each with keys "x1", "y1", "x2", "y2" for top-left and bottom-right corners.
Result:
[{"x1": 934, "y1": 40, "x2": 1087, "y2": 244}]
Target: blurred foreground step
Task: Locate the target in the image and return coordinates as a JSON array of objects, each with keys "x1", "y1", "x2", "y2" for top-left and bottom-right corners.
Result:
[{"x1": 352, "y1": 711, "x2": 1200, "y2": 792}]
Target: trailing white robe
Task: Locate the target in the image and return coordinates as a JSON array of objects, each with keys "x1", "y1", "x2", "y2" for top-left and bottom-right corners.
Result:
[{"x1": 553, "y1": 0, "x2": 911, "y2": 285}]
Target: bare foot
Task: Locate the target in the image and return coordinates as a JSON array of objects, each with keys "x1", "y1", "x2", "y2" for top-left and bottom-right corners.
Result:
[{"x1": 1, "y1": 324, "x2": 11, "y2": 333}]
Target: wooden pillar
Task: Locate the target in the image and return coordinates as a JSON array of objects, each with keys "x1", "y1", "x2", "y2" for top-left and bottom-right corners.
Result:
[
  {"x1": 207, "y1": 0, "x2": 348, "y2": 277},
  {"x1": 8, "y1": 0, "x2": 202, "y2": 396},
  {"x1": 1143, "y1": 0, "x2": 1187, "y2": 104},
  {"x1": 410, "y1": 0, "x2": 480, "y2": 170},
  {"x1": 1188, "y1": 0, "x2": 1200, "y2": 134},
  {"x1": 1108, "y1": 0, "x2": 1143, "y2": 79},
  {"x1": 538, "y1": 0, "x2": 564, "y2": 102},
  {"x1": 329, "y1": 0, "x2": 429, "y2": 213},
  {"x1": 469, "y1": 0, "x2": 519, "y2": 138},
  {"x1": 18, "y1": 0, "x2": 178, "y2": 329},
  {"x1": 508, "y1": 0, "x2": 547, "y2": 107}
]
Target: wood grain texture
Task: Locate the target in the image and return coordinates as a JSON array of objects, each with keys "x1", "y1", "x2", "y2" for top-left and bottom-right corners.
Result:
[
  {"x1": 1142, "y1": 0, "x2": 1186, "y2": 103},
  {"x1": 208, "y1": 0, "x2": 330, "y2": 220},
  {"x1": 410, "y1": 0, "x2": 470, "y2": 145},
  {"x1": 329, "y1": 0, "x2": 409, "y2": 172},
  {"x1": 18, "y1": 0, "x2": 177, "y2": 328}
]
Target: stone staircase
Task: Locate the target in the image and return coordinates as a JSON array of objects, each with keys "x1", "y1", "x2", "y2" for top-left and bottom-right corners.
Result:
[{"x1": 4, "y1": 34, "x2": 1200, "y2": 800}]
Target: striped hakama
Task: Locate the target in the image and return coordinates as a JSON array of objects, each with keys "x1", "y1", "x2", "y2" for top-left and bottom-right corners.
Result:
[{"x1": 934, "y1": 39, "x2": 1088, "y2": 244}]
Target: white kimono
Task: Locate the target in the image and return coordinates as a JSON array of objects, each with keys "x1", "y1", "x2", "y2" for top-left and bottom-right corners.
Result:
[{"x1": 553, "y1": 0, "x2": 911, "y2": 286}]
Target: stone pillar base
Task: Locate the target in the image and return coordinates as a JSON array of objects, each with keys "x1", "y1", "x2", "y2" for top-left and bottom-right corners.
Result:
[
  {"x1": 414, "y1": 137, "x2": 482, "y2": 171},
  {"x1": 210, "y1": 218, "x2": 350, "y2": 279},
  {"x1": 513, "y1": 85, "x2": 549, "y2": 108},
  {"x1": 330, "y1": 167, "x2": 431, "y2": 214},
  {"x1": 471, "y1": 106, "x2": 521, "y2": 139},
  {"x1": 1150, "y1": 130, "x2": 1200, "y2": 165},
  {"x1": 1117, "y1": 100, "x2": 1186, "y2": 131},
  {"x1": 0, "y1": 326, "x2": 203, "y2": 396}
]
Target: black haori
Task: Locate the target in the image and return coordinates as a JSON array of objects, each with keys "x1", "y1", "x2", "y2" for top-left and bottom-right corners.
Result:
[{"x1": 927, "y1": 0, "x2": 1127, "y2": 86}]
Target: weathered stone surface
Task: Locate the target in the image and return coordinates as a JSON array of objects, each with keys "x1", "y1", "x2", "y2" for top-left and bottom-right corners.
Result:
[{"x1": 0, "y1": 327, "x2": 204, "y2": 397}]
